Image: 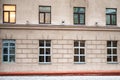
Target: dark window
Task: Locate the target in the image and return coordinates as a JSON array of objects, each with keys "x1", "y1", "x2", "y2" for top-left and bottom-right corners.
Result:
[
  {"x1": 2, "y1": 40, "x2": 15, "y2": 62},
  {"x1": 3, "y1": 4, "x2": 16, "y2": 23},
  {"x1": 74, "y1": 40, "x2": 85, "y2": 63},
  {"x1": 39, "y1": 40, "x2": 51, "y2": 63},
  {"x1": 107, "y1": 41, "x2": 118, "y2": 63},
  {"x1": 39, "y1": 6, "x2": 51, "y2": 24},
  {"x1": 74, "y1": 7, "x2": 85, "y2": 25},
  {"x1": 106, "y1": 8, "x2": 117, "y2": 25}
]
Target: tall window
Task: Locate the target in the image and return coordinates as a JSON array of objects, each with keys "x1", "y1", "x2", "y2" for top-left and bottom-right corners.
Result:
[
  {"x1": 106, "y1": 8, "x2": 117, "y2": 25},
  {"x1": 107, "y1": 41, "x2": 118, "y2": 63},
  {"x1": 39, "y1": 40, "x2": 51, "y2": 63},
  {"x1": 2, "y1": 40, "x2": 15, "y2": 62},
  {"x1": 74, "y1": 7, "x2": 85, "y2": 25},
  {"x1": 3, "y1": 4, "x2": 16, "y2": 23},
  {"x1": 39, "y1": 6, "x2": 51, "y2": 24},
  {"x1": 74, "y1": 40, "x2": 85, "y2": 63}
]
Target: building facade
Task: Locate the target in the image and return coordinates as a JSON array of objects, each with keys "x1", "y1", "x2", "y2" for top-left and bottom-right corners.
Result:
[{"x1": 0, "y1": 0, "x2": 120, "y2": 75}]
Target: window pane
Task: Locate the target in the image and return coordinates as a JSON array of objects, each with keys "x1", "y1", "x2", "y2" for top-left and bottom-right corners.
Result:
[
  {"x1": 113, "y1": 41, "x2": 117, "y2": 47},
  {"x1": 46, "y1": 40, "x2": 51, "y2": 47},
  {"x1": 74, "y1": 48, "x2": 79, "y2": 54},
  {"x1": 80, "y1": 49, "x2": 84, "y2": 54},
  {"x1": 10, "y1": 43, "x2": 15, "y2": 46},
  {"x1": 3, "y1": 55, "x2": 8, "y2": 62},
  {"x1": 4, "y1": 12, "x2": 9, "y2": 22},
  {"x1": 4, "y1": 5, "x2": 15, "y2": 11},
  {"x1": 46, "y1": 48, "x2": 50, "y2": 54},
  {"x1": 74, "y1": 14, "x2": 78, "y2": 24},
  {"x1": 3, "y1": 43, "x2": 8, "y2": 46},
  {"x1": 74, "y1": 41, "x2": 79, "y2": 47},
  {"x1": 45, "y1": 13, "x2": 50, "y2": 23},
  {"x1": 80, "y1": 56, "x2": 85, "y2": 62},
  {"x1": 80, "y1": 41, "x2": 85, "y2": 47},
  {"x1": 10, "y1": 47, "x2": 15, "y2": 54},
  {"x1": 10, "y1": 55, "x2": 15, "y2": 62},
  {"x1": 40, "y1": 13, "x2": 44, "y2": 23},
  {"x1": 106, "y1": 15, "x2": 110, "y2": 25},
  {"x1": 46, "y1": 56, "x2": 51, "y2": 62},
  {"x1": 107, "y1": 56, "x2": 111, "y2": 62},
  {"x1": 113, "y1": 49, "x2": 117, "y2": 54},
  {"x1": 107, "y1": 49, "x2": 111, "y2": 54},
  {"x1": 39, "y1": 40, "x2": 44, "y2": 47},
  {"x1": 106, "y1": 9, "x2": 116, "y2": 14},
  {"x1": 74, "y1": 56, "x2": 79, "y2": 62},
  {"x1": 10, "y1": 12, "x2": 15, "y2": 23},
  {"x1": 113, "y1": 56, "x2": 117, "y2": 62},
  {"x1": 3, "y1": 48, "x2": 8, "y2": 54},
  {"x1": 74, "y1": 8, "x2": 85, "y2": 13},
  {"x1": 107, "y1": 41, "x2": 111, "y2": 47},
  {"x1": 111, "y1": 15, "x2": 116, "y2": 25},
  {"x1": 80, "y1": 14, "x2": 84, "y2": 24},
  {"x1": 39, "y1": 56, "x2": 44, "y2": 62},
  {"x1": 40, "y1": 48, "x2": 44, "y2": 54},
  {"x1": 40, "y1": 7, "x2": 50, "y2": 12}
]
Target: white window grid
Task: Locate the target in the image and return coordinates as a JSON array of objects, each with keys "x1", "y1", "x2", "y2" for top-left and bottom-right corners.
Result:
[
  {"x1": 2, "y1": 40, "x2": 15, "y2": 62},
  {"x1": 107, "y1": 41, "x2": 118, "y2": 63},
  {"x1": 39, "y1": 40, "x2": 51, "y2": 63},
  {"x1": 74, "y1": 41, "x2": 85, "y2": 63}
]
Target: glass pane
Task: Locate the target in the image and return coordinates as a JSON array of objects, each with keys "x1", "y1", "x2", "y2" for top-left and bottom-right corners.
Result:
[
  {"x1": 107, "y1": 41, "x2": 111, "y2": 47},
  {"x1": 106, "y1": 15, "x2": 110, "y2": 25},
  {"x1": 113, "y1": 49, "x2": 117, "y2": 54},
  {"x1": 74, "y1": 56, "x2": 79, "y2": 62},
  {"x1": 10, "y1": 12, "x2": 15, "y2": 23},
  {"x1": 106, "y1": 9, "x2": 116, "y2": 14},
  {"x1": 80, "y1": 56, "x2": 85, "y2": 62},
  {"x1": 74, "y1": 41, "x2": 79, "y2": 47},
  {"x1": 111, "y1": 15, "x2": 116, "y2": 25},
  {"x1": 40, "y1": 13, "x2": 44, "y2": 23},
  {"x1": 40, "y1": 7, "x2": 50, "y2": 12},
  {"x1": 107, "y1": 49, "x2": 111, "y2": 54},
  {"x1": 10, "y1": 47, "x2": 15, "y2": 54},
  {"x1": 10, "y1": 43, "x2": 15, "y2": 46},
  {"x1": 4, "y1": 5, "x2": 15, "y2": 11},
  {"x1": 74, "y1": 48, "x2": 79, "y2": 54},
  {"x1": 46, "y1": 40, "x2": 51, "y2": 47},
  {"x1": 39, "y1": 56, "x2": 44, "y2": 62},
  {"x1": 3, "y1": 43, "x2": 8, "y2": 46},
  {"x1": 74, "y1": 8, "x2": 85, "y2": 13},
  {"x1": 45, "y1": 13, "x2": 50, "y2": 23},
  {"x1": 74, "y1": 14, "x2": 78, "y2": 24},
  {"x1": 39, "y1": 40, "x2": 44, "y2": 47},
  {"x1": 80, "y1": 14, "x2": 85, "y2": 24},
  {"x1": 113, "y1": 56, "x2": 117, "y2": 62},
  {"x1": 46, "y1": 56, "x2": 51, "y2": 62},
  {"x1": 10, "y1": 55, "x2": 15, "y2": 62},
  {"x1": 80, "y1": 49, "x2": 84, "y2": 54},
  {"x1": 46, "y1": 48, "x2": 50, "y2": 54},
  {"x1": 3, "y1": 48, "x2": 8, "y2": 54},
  {"x1": 80, "y1": 41, "x2": 85, "y2": 47},
  {"x1": 4, "y1": 12, "x2": 9, "y2": 22},
  {"x1": 107, "y1": 56, "x2": 111, "y2": 62},
  {"x1": 40, "y1": 48, "x2": 44, "y2": 54},
  {"x1": 3, "y1": 55, "x2": 8, "y2": 62},
  {"x1": 113, "y1": 41, "x2": 117, "y2": 47}
]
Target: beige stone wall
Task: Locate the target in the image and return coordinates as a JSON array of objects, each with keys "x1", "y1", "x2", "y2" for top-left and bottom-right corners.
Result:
[
  {"x1": 0, "y1": 0, "x2": 120, "y2": 26},
  {"x1": 0, "y1": 27, "x2": 120, "y2": 72}
]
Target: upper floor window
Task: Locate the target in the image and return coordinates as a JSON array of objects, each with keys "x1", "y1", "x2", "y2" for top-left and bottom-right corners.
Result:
[
  {"x1": 106, "y1": 8, "x2": 117, "y2": 25},
  {"x1": 39, "y1": 40, "x2": 51, "y2": 63},
  {"x1": 107, "y1": 41, "x2": 118, "y2": 63},
  {"x1": 39, "y1": 6, "x2": 51, "y2": 24},
  {"x1": 74, "y1": 7, "x2": 85, "y2": 25},
  {"x1": 3, "y1": 4, "x2": 16, "y2": 23},
  {"x1": 74, "y1": 40, "x2": 85, "y2": 63},
  {"x1": 2, "y1": 40, "x2": 15, "y2": 62}
]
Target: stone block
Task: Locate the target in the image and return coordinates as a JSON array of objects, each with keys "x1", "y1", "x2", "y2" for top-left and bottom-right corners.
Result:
[
  {"x1": 22, "y1": 40, "x2": 32, "y2": 44},
  {"x1": 62, "y1": 45, "x2": 73, "y2": 49},
  {"x1": 53, "y1": 45, "x2": 62, "y2": 49},
  {"x1": 16, "y1": 54, "x2": 27, "y2": 58}
]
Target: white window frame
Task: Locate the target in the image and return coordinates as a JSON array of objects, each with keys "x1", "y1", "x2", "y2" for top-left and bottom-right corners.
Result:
[
  {"x1": 74, "y1": 40, "x2": 85, "y2": 64},
  {"x1": 107, "y1": 41, "x2": 118, "y2": 63},
  {"x1": 2, "y1": 40, "x2": 15, "y2": 63},
  {"x1": 39, "y1": 40, "x2": 51, "y2": 64}
]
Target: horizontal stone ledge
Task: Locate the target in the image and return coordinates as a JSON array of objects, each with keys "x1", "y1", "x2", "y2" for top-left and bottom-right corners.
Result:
[
  {"x1": 0, "y1": 70, "x2": 120, "y2": 76},
  {"x1": 0, "y1": 24, "x2": 120, "y2": 32}
]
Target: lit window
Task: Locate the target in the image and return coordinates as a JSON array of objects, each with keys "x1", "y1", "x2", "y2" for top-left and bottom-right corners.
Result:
[
  {"x1": 39, "y1": 40, "x2": 51, "y2": 63},
  {"x1": 39, "y1": 6, "x2": 51, "y2": 24},
  {"x1": 74, "y1": 40, "x2": 85, "y2": 63},
  {"x1": 106, "y1": 8, "x2": 117, "y2": 25},
  {"x1": 107, "y1": 41, "x2": 118, "y2": 63},
  {"x1": 74, "y1": 7, "x2": 85, "y2": 25},
  {"x1": 2, "y1": 40, "x2": 15, "y2": 62},
  {"x1": 3, "y1": 4, "x2": 16, "y2": 23}
]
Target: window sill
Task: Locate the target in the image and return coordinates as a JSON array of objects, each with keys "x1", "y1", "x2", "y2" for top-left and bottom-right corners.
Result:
[
  {"x1": 39, "y1": 62, "x2": 52, "y2": 65},
  {"x1": 107, "y1": 62, "x2": 119, "y2": 64},
  {"x1": 74, "y1": 62, "x2": 86, "y2": 64}
]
